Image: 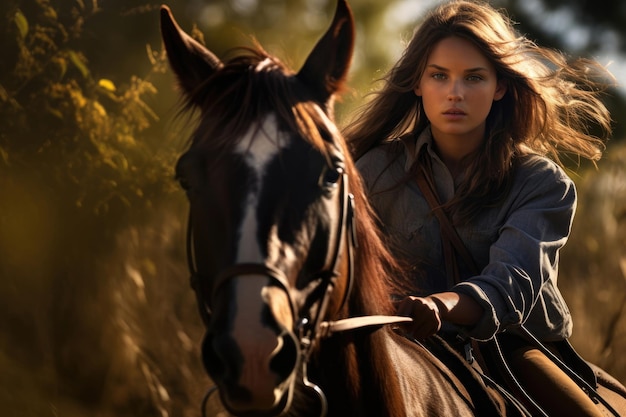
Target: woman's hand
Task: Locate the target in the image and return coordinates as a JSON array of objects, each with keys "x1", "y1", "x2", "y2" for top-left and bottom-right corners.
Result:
[
  {"x1": 396, "y1": 296, "x2": 443, "y2": 340},
  {"x1": 396, "y1": 292, "x2": 484, "y2": 340}
]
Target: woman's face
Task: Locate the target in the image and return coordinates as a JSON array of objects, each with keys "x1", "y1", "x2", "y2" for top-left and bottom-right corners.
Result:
[{"x1": 415, "y1": 36, "x2": 506, "y2": 146}]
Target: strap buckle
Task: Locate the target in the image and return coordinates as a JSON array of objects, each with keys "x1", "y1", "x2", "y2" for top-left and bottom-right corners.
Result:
[{"x1": 464, "y1": 342, "x2": 475, "y2": 364}]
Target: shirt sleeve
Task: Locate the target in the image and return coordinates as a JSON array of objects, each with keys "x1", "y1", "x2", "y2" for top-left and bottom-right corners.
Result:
[{"x1": 453, "y1": 157, "x2": 576, "y2": 341}]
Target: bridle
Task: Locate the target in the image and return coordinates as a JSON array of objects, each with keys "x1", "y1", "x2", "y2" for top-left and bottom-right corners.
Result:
[
  {"x1": 185, "y1": 164, "x2": 356, "y2": 329},
  {"x1": 183, "y1": 155, "x2": 411, "y2": 417}
]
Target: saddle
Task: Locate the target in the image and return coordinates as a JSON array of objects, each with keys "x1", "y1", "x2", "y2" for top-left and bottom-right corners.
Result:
[{"x1": 422, "y1": 334, "x2": 532, "y2": 416}]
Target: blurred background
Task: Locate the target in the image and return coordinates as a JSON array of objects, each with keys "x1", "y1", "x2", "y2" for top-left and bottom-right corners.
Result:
[{"x1": 1, "y1": 0, "x2": 625, "y2": 416}]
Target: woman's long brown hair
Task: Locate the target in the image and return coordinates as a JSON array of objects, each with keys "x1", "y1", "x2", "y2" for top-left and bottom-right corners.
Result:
[{"x1": 343, "y1": 0, "x2": 614, "y2": 222}]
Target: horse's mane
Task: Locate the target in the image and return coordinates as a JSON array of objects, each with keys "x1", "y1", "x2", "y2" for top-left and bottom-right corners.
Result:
[
  {"x1": 338, "y1": 154, "x2": 409, "y2": 416},
  {"x1": 343, "y1": 158, "x2": 400, "y2": 316}
]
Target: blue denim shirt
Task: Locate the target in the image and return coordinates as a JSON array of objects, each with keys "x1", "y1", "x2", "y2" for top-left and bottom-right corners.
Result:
[{"x1": 356, "y1": 128, "x2": 574, "y2": 341}]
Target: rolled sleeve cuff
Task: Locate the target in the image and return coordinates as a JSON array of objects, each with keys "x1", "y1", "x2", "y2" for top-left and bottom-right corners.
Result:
[{"x1": 453, "y1": 282, "x2": 523, "y2": 341}]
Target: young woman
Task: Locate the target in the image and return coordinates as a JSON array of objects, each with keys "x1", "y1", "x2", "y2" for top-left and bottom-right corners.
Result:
[{"x1": 343, "y1": 1, "x2": 620, "y2": 416}]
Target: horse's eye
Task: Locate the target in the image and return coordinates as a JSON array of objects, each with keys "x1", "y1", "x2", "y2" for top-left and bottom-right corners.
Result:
[
  {"x1": 175, "y1": 151, "x2": 203, "y2": 192},
  {"x1": 324, "y1": 168, "x2": 341, "y2": 185},
  {"x1": 319, "y1": 167, "x2": 343, "y2": 195},
  {"x1": 177, "y1": 175, "x2": 191, "y2": 191}
]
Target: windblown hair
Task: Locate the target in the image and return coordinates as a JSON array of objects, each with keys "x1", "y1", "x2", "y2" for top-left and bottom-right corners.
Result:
[{"x1": 343, "y1": 0, "x2": 614, "y2": 222}]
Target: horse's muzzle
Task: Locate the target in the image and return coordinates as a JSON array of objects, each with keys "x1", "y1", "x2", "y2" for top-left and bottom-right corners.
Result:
[{"x1": 201, "y1": 301, "x2": 300, "y2": 415}]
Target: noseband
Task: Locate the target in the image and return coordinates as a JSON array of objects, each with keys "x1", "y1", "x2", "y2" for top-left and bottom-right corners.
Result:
[{"x1": 184, "y1": 163, "x2": 410, "y2": 417}]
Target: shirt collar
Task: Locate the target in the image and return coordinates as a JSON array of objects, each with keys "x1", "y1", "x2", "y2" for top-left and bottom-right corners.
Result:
[
  {"x1": 403, "y1": 126, "x2": 439, "y2": 172},
  {"x1": 403, "y1": 127, "x2": 458, "y2": 201}
]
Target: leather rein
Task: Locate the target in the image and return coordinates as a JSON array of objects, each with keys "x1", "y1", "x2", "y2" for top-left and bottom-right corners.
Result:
[{"x1": 184, "y1": 165, "x2": 411, "y2": 416}]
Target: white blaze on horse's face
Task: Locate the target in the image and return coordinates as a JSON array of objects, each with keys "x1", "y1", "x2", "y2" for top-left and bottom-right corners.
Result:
[
  {"x1": 233, "y1": 112, "x2": 294, "y2": 266},
  {"x1": 228, "y1": 112, "x2": 297, "y2": 410}
]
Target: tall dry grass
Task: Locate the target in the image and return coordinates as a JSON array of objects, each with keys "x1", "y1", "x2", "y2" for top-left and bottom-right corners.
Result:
[{"x1": 560, "y1": 142, "x2": 626, "y2": 383}]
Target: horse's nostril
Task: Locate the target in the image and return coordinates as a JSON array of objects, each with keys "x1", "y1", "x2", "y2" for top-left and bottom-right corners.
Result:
[
  {"x1": 202, "y1": 332, "x2": 241, "y2": 382},
  {"x1": 201, "y1": 333, "x2": 221, "y2": 377},
  {"x1": 269, "y1": 332, "x2": 299, "y2": 380}
]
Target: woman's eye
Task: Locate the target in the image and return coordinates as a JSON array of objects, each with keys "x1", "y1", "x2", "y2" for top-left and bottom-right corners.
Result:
[
  {"x1": 467, "y1": 75, "x2": 483, "y2": 81},
  {"x1": 432, "y1": 73, "x2": 446, "y2": 80}
]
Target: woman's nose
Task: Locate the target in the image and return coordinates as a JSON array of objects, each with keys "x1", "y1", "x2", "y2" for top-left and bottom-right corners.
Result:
[{"x1": 447, "y1": 80, "x2": 463, "y2": 101}]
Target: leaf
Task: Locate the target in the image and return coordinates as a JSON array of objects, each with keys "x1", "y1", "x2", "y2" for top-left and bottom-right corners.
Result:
[
  {"x1": 0, "y1": 84, "x2": 8, "y2": 102},
  {"x1": 0, "y1": 83, "x2": 22, "y2": 110},
  {"x1": 43, "y1": 6, "x2": 58, "y2": 21},
  {"x1": 68, "y1": 50, "x2": 90, "y2": 78},
  {"x1": 45, "y1": 105, "x2": 64, "y2": 120},
  {"x1": 0, "y1": 146, "x2": 9, "y2": 166},
  {"x1": 14, "y1": 10, "x2": 29, "y2": 39},
  {"x1": 98, "y1": 79, "x2": 116, "y2": 92},
  {"x1": 58, "y1": 58, "x2": 67, "y2": 79},
  {"x1": 50, "y1": 57, "x2": 67, "y2": 80}
]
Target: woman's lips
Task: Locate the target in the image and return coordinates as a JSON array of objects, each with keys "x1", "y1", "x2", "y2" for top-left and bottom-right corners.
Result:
[{"x1": 443, "y1": 108, "x2": 466, "y2": 119}]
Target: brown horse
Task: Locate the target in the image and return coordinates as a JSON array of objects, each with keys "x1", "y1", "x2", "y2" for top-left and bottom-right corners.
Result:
[{"x1": 161, "y1": 1, "x2": 528, "y2": 416}]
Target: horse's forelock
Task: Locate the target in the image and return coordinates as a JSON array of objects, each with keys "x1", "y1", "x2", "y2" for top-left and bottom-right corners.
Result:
[{"x1": 186, "y1": 48, "x2": 332, "y2": 160}]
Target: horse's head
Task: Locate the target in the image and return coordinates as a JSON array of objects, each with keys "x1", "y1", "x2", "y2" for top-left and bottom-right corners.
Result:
[{"x1": 161, "y1": 1, "x2": 355, "y2": 415}]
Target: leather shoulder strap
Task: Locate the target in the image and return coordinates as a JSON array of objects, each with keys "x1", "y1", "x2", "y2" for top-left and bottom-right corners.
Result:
[{"x1": 415, "y1": 164, "x2": 479, "y2": 278}]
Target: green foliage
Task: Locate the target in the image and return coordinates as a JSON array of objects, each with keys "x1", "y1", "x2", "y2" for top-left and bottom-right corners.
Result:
[
  {"x1": 0, "y1": 1, "x2": 187, "y2": 416},
  {"x1": 0, "y1": 0, "x2": 178, "y2": 215}
]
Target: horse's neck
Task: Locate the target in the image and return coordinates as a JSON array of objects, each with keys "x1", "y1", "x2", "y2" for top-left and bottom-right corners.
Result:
[{"x1": 311, "y1": 328, "x2": 410, "y2": 417}]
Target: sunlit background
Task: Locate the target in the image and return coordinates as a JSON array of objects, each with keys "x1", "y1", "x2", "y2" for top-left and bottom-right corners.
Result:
[{"x1": 1, "y1": 1, "x2": 625, "y2": 416}]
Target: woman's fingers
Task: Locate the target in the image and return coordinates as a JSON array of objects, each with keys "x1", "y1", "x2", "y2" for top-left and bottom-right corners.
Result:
[{"x1": 396, "y1": 296, "x2": 442, "y2": 340}]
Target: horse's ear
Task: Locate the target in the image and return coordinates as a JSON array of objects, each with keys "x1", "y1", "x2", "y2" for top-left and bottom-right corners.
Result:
[
  {"x1": 160, "y1": 5, "x2": 222, "y2": 98},
  {"x1": 296, "y1": 0, "x2": 354, "y2": 105}
]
